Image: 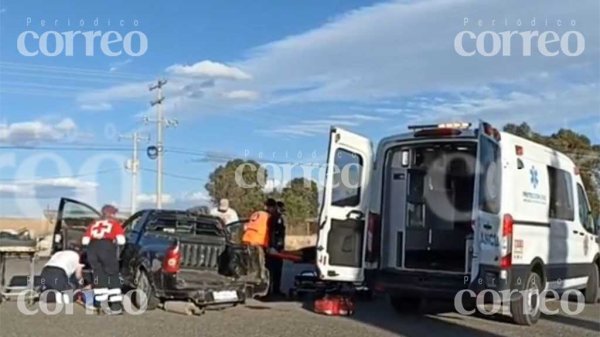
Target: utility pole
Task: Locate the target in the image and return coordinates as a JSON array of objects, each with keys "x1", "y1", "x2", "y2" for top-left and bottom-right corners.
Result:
[
  {"x1": 119, "y1": 132, "x2": 149, "y2": 214},
  {"x1": 148, "y1": 79, "x2": 177, "y2": 209}
]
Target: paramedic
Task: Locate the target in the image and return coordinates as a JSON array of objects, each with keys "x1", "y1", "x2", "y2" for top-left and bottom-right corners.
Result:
[
  {"x1": 210, "y1": 198, "x2": 239, "y2": 226},
  {"x1": 39, "y1": 248, "x2": 84, "y2": 303},
  {"x1": 81, "y1": 204, "x2": 125, "y2": 314}
]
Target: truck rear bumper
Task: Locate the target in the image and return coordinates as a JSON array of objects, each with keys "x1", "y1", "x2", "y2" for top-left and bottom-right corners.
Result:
[
  {"x1": 157, "y1": 272, "x2": 247, "y2": 306},
  {"x1": 375, "y1": 266, "x2": 529, "y2": 302},
  {"x1": 159, "y1": 287, "x2": 246, "y2": 306},
  {"x1": 375, "y1": 268, "x2": 470, "y2": 299}
]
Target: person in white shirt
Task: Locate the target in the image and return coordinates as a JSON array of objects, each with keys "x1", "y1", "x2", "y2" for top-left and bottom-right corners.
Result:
[
  {"x1": 210, "y1": 198, "x2": 239, "y2": 226},
  {"x1": 40, "y1": 249, "x2": 84, "y2": 302}
]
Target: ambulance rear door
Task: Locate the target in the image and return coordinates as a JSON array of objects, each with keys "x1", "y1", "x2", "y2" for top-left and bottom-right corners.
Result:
[{"x1": 316, "y1": 127, "x2": 373, "y2": 282}]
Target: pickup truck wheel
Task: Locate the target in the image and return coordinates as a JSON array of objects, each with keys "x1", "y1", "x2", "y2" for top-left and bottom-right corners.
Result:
[
  {"x1": 510, "y1": 271, "x2": 542, "y2": 326},
  {"x1": 134, "y1": 270, "x2": 159, "y2": 310},
  {"x1": 583, "y1": 263, "x2": 599, "y2": 304}
]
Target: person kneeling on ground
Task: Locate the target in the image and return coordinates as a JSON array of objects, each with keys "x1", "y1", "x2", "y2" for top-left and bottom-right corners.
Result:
[{"x1": 40, "y1": 248, "x2": 84, "y2": 303}]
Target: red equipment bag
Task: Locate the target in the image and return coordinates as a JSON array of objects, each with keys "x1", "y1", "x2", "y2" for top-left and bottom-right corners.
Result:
[{"x1": 313, "y1": 295, "x2": 355, "y2": 316}]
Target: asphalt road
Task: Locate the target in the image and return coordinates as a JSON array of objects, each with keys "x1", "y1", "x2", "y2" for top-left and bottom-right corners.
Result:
[{"x1": 0, "y1": 258, "x2": 598, "y2": 337}]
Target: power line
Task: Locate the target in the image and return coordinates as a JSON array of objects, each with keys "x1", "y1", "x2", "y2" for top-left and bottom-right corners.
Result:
[
  {"x1": 0, "y1": 61, "x2": 150, "y2": 81},
  {"x1": 140, "y1": 168, "x2": 206, "y2": 182},
  {"x1": 0, "y1": 70, "x2": 139, "y2": 84},
  {"x1": 0, "y1": 80, "x2": 102, "y2": 92},
  {"x1": 0, "y1": 144, "x2": 328, "y2": 166},
  {"x1": 0, "y1": 145, "x2": 132, "y2": 152},
  {"x1": 0, "y1": 168, "x2": 122, "y2": 182}
]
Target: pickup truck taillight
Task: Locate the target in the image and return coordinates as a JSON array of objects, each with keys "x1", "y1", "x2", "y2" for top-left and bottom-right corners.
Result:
[
  {"x1": 366, "y1": 212, "x2": 381, "y2": 263},
  {"x1": 163, "y1": 243, "x2": 181, "y2": 273}
]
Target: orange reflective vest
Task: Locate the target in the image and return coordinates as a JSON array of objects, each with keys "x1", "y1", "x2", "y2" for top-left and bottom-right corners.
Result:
[{"x1": 242, "y1": 211, "x2": 270, "y2": 247}]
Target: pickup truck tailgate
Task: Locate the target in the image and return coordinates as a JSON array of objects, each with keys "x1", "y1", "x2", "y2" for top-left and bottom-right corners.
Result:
[{"x1": 180, "y1": 242, "x2": 224, "y2": 269}]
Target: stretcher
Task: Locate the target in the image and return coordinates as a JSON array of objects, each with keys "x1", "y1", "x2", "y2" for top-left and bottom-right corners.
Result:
[
  {"x1": 0, "y1": 232, "x2": 39, "y2": 305},
  {"x1": 267, "y1": 246, "x2": 316, "y2": 264}
]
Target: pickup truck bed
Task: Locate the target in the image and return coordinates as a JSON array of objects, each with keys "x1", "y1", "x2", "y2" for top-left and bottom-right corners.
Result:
[{"x1": 52, "y1": 201, "x2": 269, "y2": 309}]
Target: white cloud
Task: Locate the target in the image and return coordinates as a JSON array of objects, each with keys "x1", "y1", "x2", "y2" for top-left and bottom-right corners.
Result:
[
  {"x1": 34, "y1": 178, "x2": 97, "y2": 189},
  {"x1": 137, "y1": 193, "x2": 176, "y2": 205},
  {"x1": 166, "y1": 60, "x2": 251, "y2": 80},
  {"x1": 235, "y1": 0, "x2": 598, "y2": 104},
  {"x1": 73, "y1": 0, "x2": 598, "y2": 134},
  {"x1": 331, "y1": 113, "x2": 385, "y2": 122},
  {"x1": 181, "y1": 191, "x2": 210, "y2": 202},
  {"x1": 222, "y1": 90, "x2": 260, "y2": 101},
  {"x1": 0, "y1": 184, "x2": 21, "y2": 195},
  {"x1": 396, "y1": 83, "x2": 600, "y2": 133},
  {"x1": 109, "y1": 58, "x2": 132, "y2": 72},
  {"x1": 80, "y1": 103, "x2": 113, "y2": 111},
  {"x1": 0, "y1": 118, "x2": 78, "y2": 145},
  {"x1": 55, "y1": 118, "x2": 77, "y2": 132},
  {"x1": 77, "y1": 82, "x2": 150, "y2": 105},
  {"x1": 0, "y1": 178, "x2": 97, "y2": 199},
  {"x1": 260, "y1": 113, "x2": 385, "y2": 138}
]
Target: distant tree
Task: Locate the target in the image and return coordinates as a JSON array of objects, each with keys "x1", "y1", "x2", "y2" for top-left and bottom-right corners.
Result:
[
  {"x1": 204, "y1": 159, "x2": 267, "y2": 218},
  {"x1": 503, "y1": 123, "x2": 600, "y2": 217},
  {"x1": 281, "y1": 178, "x2": 319, "y2": 227},
  {"x1": 266, "y1": 188, "x2": 282, "y2": 201}
]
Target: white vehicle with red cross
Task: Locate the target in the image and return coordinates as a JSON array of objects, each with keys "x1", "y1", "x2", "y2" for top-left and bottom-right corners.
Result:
[{"x1": 316, "y1": 121, "x2": 599, "y2": 325}]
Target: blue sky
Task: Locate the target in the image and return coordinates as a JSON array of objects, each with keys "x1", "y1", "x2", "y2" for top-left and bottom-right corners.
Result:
[{"x1": 0, "y1": 0, "x2": 599, "y2": 217}]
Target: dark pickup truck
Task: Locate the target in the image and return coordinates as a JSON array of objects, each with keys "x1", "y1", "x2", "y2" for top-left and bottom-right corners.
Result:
[{"x1": 51, "y1": 198, "x2": 269, "y2": 309}]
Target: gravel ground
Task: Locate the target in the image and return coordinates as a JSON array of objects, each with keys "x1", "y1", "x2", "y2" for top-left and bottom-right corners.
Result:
[{"x1": 0, "y1": 258, "x2": 598, "y2": 337}]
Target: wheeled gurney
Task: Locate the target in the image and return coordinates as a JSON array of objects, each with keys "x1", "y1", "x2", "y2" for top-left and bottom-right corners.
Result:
[{"x1": 0, "y1": 232, "x2": 39, "y2": 304}]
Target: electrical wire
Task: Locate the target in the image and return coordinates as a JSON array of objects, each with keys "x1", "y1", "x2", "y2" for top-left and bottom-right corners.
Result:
[
  {"x1": 0, "y1": 144, "x2": 327, "y2": 166},
  {"x1": 140, "y1": 168, "x2": 207, "y2": 182},
  {"x1": 0, "y1": 168, "x2": 122, "y2": 182},
  {"x1": 0, "y1": 145, "x2": 132, "y2": 152}
]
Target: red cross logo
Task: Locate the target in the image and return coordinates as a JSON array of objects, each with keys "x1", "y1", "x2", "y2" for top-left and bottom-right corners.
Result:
[{"x1": 91, "y1": 221, "x2": 112, "y2": 239}]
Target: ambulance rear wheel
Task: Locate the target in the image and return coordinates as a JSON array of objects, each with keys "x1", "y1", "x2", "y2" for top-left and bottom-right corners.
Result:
[
  {"x1": 510, "y1": 271, "x2": 542, "y2": 326},
  {"x1": 583, "y1": 262, "x2": 599, "y2": 304}
]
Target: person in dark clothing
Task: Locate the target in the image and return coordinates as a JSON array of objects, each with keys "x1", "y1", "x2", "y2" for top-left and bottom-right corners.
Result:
[
  {"x1": 82, "y1": 204, "x2": 126, "y2": 314},
  {"x1": 265, "y1": 200, "x2": 286, "y2": 297}
]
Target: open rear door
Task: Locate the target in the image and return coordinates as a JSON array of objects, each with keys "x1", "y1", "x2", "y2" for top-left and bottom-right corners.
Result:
[
  {"x1": 52, "y1": 198, "x2": 101, "y2": 254},
  {"x1": 317, "y1": 127, "x2": 373, "y2": 282},
  {"x1": 472, "y1": 121, "x2": 503, "y2": 275}
]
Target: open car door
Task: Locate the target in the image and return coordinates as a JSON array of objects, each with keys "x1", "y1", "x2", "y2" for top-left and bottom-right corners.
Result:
[
  {"x1": 52, "y1": 198, "x2": 101, "y2": 254},
  {"x1": 472, "y1": 121, "x2": 503, "y2": 272},
  {"x1": 317, "y1": 127, "x2": 373, "y2": 283}
]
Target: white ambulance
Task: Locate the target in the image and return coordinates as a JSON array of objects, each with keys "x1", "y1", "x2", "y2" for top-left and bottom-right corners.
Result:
[{"x1": 316, "y1": 121, "x2": 599, "y2": 325}]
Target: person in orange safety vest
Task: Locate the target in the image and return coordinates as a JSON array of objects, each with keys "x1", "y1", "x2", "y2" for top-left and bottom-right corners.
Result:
[{"x1": 242, "y1": 198, "x2": 278, "y2": 248}]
